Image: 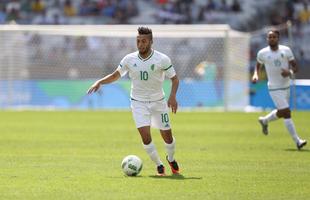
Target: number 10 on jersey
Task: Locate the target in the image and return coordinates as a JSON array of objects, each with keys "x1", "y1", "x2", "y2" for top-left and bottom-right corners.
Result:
[{"x1": 140, "y1": 71, "x2": 148, "y2": 80}]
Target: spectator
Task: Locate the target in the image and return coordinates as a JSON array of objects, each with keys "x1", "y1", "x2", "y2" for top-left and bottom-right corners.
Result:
[
  {"x1": 298, "y1": 2, "x2": 310, "y2": 24},
  {"x1": 284, "y1": 0, "x2": 295, "y2": 21},
  {"x1": 182, "y1": 0, "x2": 193, "y2": 5},
  {"x1": 20, "y1": 0, "x2": 32, "y2": 13},
  {"x1": 101, "y1": 0, "x2": 117, "y2": 18},
  {"x1": 6, "y1": 0, "x2": 20, "y2": 22},
  {"x1": 0, "y1": 4, "x2": 7, "y2": 24},
  {"x1": 197, "y1": 6, "x2": 205, "y2": 22},
  {"x1": 31, "y1": 0, "x2": 45, "y2": 14},
  {"x1": 47, "y1": 0, "x2": 62, "y2": 19},
  {"x1": 114, "y1": 8, "x2": 127, "y2": 24},
  {"x1": 51, "y1": 13, "x2": 67, "y2": 24},
  {"x1": 231, "y1": 0, "x2": 241, "y2": 12},
  {"x1": 126, "y1": 0, "x2": 139, "y2": 18},
  {"x1": 6, "y1": 0, "x2": 21, "y2": 13},
  {"x1": 63, "y1": 0, "x2": 76, "y2": 17},
  {"x1": 219, "y1": 0, "x2": 230, "y2": 12},
  {"x1": 206, "y1": 0, "x2": 217, "y2": 11},
  {"x1": 155, "y1": 4, "x2": 186, "y2": 24},
  {"x1": 183, "y1": 6, "x2": 192, "y2": 24},
  {"x1": 156, "y1": 0, "x2": 168, "y2": 5},
  {"x1": 269, "y1": 12, "x2": 283, "y2": 25},
  {"x1": 32, "y1": 9, "x2": 52, "y2": 24},
  {"x1": 79, "y1": 0, "x2": 93, "y2": 16}
]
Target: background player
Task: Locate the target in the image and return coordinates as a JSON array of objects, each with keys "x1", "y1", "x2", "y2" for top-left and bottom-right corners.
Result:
[{"x1": 252, "y1": 30, "x2": 307, "y2": 150}]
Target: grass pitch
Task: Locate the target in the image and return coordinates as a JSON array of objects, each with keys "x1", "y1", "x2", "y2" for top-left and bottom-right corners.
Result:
[{"x1": 0, "y1": 111, "x2": 309, "y2": 199}]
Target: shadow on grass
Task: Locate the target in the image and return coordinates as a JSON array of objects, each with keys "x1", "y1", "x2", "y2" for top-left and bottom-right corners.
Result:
[
  {"x1": 284, "y1": 148, "x2": 310, "y2": 152},
  {"x1": 148, "y1": 174, "x2": 202, "y2": 180},
  {"x1": 107, "y1": 174, "x2": 202, "y2": 179}
]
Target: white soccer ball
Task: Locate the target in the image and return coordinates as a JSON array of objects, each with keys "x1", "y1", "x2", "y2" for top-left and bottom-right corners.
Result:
[{"x1": 121, "y1": 155, "x2": 143, "y2": 176}]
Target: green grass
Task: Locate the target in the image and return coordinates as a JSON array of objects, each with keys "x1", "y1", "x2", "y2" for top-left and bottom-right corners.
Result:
[{"x1": 0, "y1": 111, "x2": 309, "y2": 199}]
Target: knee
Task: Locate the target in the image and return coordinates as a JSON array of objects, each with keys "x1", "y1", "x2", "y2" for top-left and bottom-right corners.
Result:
[
  {"x1": 278, "y1": 109, "x2": 291, "y2": 118},
  {"x1": 161, "y1": 129, "x2": 173, "y2": 144},
  {"x1": 283, "y1": 110, "x2": 291, "y2": 118},
  {"x1": 165, "y1": 137, "x2": 173, "y2": 144},
  {"x1": 142, "y1": 138, "x2": 152, "y2": 145}
]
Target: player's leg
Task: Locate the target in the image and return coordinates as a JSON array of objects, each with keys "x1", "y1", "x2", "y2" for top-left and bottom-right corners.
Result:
[
  {"x1": 258, "y1": 109, "x2": 278, "y2": 135},
  {"x1": 131, "y1": 100, "x2": 164, "y2": 174},
  {"x1": 138, "y1": 126, "x2": 163, "y2": 167},
  {"x1": 271, "y1": 89, "x2": 307, "y2": 149},
  {"x1": 277, "y1": 108, "x2": 307, "y2": 149},
  {"x1": 150, "y1": 99, "x2": 179, "y2": 174},
  {"x1": 259, "y1": 90, "x2": 286, "y2": 135},
  {"x1": 160, "y1": 129, "x2": 175, "y2": 162},
  {"x1": 160, "y1": 129, "x2": 179, "y2": 174},
  {"x1": 259, "y1": 109, "x2": 279, "y2": 125},
  {"x1": 258, "y1": 90, "x2": 283, "y2": 135}
]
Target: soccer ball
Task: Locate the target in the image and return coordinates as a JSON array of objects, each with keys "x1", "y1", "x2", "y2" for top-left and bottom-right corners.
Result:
[{"x1": 121, "y1": 155, "x2": 143, "y2": 176}]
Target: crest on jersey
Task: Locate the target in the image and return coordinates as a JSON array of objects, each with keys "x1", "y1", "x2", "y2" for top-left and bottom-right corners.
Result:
[
  {"x1": 133, "y1": 63, "x2": 137, "y2": 67},
  {"x1": 274, "y1": 59, "x2": 281, "y2": 67},
  {"x1": 281, "y1": 53, "x2": 284, "y2": 58},
  {"x1": 150, "y1": 64, "x2": 155, "y2": 71}
]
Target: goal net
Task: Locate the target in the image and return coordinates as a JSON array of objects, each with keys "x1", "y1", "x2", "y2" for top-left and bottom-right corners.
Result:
[{"x1": 0, "y1": 25, "x2": 250, "y2": 110}]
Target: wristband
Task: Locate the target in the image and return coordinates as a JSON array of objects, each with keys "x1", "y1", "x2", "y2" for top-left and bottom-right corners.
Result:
[{"x1": 289, "y1": 69, "x2": 294, "y2": 75}]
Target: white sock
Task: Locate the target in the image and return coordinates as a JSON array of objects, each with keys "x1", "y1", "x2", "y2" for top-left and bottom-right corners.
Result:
[
  {"x1": 262, "y1": 109, "x2": 278, "y2": 124},
  {"x1": 284, "y1": 118, "x2": 300, "y2": 143},
  {"x1": 165, "y1": 137, "x2": 176, "y2": 162},
  {"x1": 143, "y1": 142, "x2": 162, "y2": 166}
]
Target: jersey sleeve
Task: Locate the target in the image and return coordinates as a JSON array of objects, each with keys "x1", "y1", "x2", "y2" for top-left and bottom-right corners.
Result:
[
  {"x1": 116, "y1": 56, "x2": 129, "y2": 77},
  {"x1": 256, "y1": 50, "x2": 264, "y2": 64},
  {"x1": 286, "y1": 47, "x2": 295, "y2": 61},
  {"x1": 161, "y1": 55, "x2": 176, "y2": 78}
]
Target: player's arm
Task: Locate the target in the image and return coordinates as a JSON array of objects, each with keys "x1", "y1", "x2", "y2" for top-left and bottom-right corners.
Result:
[
  {"x1": 281, "y1": 59, "x2": 298, "y2": 78},
  {"x1": 289, "y1": 59, "x2": 298, "y2": 74},
  {"x1": 281, "y1": 48, "x2": 297, "y2": 78},
  {"x1": 168, "y1": 75, "x2": 179, "y2": 114},
  {"x1": 252, "y1": 62, "x2": 262, "y2": 83},
  {"x1": 281, "y1": 60, "x2": 298, "y2": 78},
  {"x1": 87, "y1": 70, "x2": 121, "y2": 94}
]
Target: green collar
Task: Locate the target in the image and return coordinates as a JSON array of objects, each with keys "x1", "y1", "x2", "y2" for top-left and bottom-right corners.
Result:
[{"x1": 138, "y1": 50, "x2": 154, "y2": 62}]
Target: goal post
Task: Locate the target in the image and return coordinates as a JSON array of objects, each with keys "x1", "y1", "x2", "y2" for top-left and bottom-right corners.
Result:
[{"x1": 0, "y1": 24, "x2": 250, "y2": 110}]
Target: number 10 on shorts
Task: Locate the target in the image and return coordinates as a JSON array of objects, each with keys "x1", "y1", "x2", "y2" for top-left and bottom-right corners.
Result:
[{"x1": 161, "y1": 113, "x2": 169, "y2": 123}]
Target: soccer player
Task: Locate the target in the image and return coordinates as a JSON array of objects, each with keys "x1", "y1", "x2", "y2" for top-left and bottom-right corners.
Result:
[
  {"x1": 252, "y1": 30, "x2": 307, "y2": 150},
  {"x1": 87, "y1": 27, "x2": 180, "y2": 175}
]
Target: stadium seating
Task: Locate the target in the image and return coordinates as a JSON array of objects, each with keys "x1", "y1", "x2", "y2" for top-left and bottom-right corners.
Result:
[{"x1": 0, "y1": 0, "x2": 309, "y2": 77}]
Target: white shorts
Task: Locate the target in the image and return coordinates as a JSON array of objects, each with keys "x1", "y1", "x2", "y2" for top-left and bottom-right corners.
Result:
[
  {"x1": 130, "y1": 98, "x2": 171, "y2": 130},
  {"x1": 269, "y1": 88, "x2": 290, "y2": 110}
]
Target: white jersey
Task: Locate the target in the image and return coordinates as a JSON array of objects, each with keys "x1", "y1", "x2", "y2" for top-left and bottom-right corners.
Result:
[
  {"x1": 257, "y1": 45, "x2": 295, "y2": 90},
  {"x1": 117, "y1": 50, "x2": 176, "y2": 101}
]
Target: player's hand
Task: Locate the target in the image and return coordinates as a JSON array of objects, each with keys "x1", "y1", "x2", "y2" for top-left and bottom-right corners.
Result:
[
  {"x1": 281, "y1": 69, "x2": 291, "y2": 78},
  {"x1": 168, "y1": 95, "x2": 178, "y2": 114},
  {"x1": 251, "y1": 73, "x2": 258, "y2": 83},
  {"x1": 87, "y1": 81, "x2": 101, "y2": 94}
]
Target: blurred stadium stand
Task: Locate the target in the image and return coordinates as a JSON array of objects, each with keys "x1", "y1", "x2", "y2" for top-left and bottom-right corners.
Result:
[
  {"x1": 0, "y1": 0, "x2": 309, "y2": 110},
  {"x1": 0, "y1": 0, "x2": 278, "y2": 28},
  {"x1": 0, "y1": 0, "x2": 309, "y2": 78}
]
